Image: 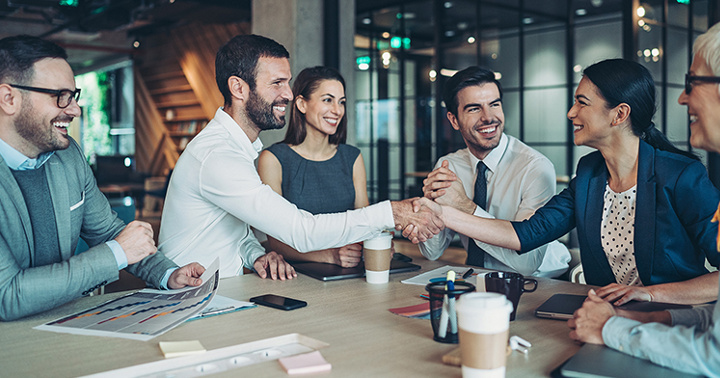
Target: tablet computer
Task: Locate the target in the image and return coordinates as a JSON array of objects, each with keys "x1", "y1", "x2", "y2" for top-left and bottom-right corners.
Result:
[
  {"x1": 293, "y1": 258, "x2": 421, "y2": 281},
  {"x1": 535, "y1": 293, "x2": 691, "y2": 320},
  {"x1": 560, "y1": 343, "x2": 702, "y2": 378}
]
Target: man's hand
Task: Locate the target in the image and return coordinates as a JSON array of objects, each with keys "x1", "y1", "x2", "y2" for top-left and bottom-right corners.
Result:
[
  {"x1": 423, "y1": 161, "x2": 475, "y2": 213},
  {"x1": 167, "y1": 262, "x2": 205, "y2": 289},
  {"x1": 392, "y1": 198, "x2": 444, "y2": 243},
  {"x1": 595, "y1": 283, "x2": 653, "y2": 306},
  {"x1": 423, "y1": 160, "x2": 456, "y2": 199},
  {"x1": 567, "y1": 289, "x2": 616, "y2": 345},
  {"x1": 114, "y1": 220, "x2": 157, "y2": 265},
  {"x1": 254, "y1": 251, "x2": 297, "y2": 280},
  {"x1": 332, "y1": 243, "x2": 363, "y2": 268}
]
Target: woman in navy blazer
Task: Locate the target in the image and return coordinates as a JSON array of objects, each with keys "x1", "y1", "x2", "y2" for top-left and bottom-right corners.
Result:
[{"x1": 418, "y1": 59, "x2": 719, "y2": 305}]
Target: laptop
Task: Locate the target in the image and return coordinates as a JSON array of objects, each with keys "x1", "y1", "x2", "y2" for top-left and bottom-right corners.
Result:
[
  {"x1": 559, "y1": 343, "x2": 703, "y2": 378},
  {"x1": 293, "y1": 258, "x2": 421, "y2": 281},
  {"x1": 535, "y1": 293, "x2": 691, "y2": 320}
]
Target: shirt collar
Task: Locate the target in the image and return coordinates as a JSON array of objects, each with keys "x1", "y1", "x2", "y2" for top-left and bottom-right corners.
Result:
[
  {"x1": 214, "y1": 107, "x2": 265, "y2": 155},
  {"x1": 469, "y1": 133, "x2": 508, "y2": 173},
  {"x1": 0, "y1": 137, "x2": 54, "y2": 170}
]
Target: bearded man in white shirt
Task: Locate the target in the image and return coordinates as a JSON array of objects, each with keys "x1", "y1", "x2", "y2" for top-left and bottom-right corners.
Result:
[
  {"x1": 420, "y1": 66, "x2": 570, "y2": 277},
  {"x1": 159, "y1": 34, "x2": 442, "y2": 279}
]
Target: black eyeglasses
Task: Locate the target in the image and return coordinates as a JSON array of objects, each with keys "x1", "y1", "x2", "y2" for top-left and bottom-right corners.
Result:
[
  {"x1": 685, "y1": 74, "x2": 720, "y2": 94},
  {"x1": 8, "y1": 84, "x2": 81, "y2": 108}
]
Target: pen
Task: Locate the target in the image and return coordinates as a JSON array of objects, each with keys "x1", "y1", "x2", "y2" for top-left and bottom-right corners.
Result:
[
  {"x1": 200, "y1": 306, "x2": 235, "y2": 317},
  {"x1": 462, "y1": 268, "x2": 474, "y2": 279},
  {"x1": 447, "y1": 271, "x2": 458, "y2": 334},
  {"x1": 437, "y1": 270, "x2": 453, "y2": 338}
]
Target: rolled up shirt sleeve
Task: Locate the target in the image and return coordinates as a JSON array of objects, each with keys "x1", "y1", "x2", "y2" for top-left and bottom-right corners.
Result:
[{"x1": 602, "y1": 312, "x2": 720, "y2": 377}]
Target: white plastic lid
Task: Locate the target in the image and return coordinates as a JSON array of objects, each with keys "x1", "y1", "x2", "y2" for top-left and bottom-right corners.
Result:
[
  {"x1": 457, "y1": 292, "x2": 508, "y2": 309},
  {"x1": 364, "y1": 232, "x2": 393, "y2": 250}
]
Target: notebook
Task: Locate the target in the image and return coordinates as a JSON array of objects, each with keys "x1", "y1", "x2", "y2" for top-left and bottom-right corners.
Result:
[
  {"x1": 559, "y1": 343, "x2": 703, "y2": 378},
  {"x1": 293, "y1": 259, "x2": 421, "y2": 281},
  {"x1": 535, "y1": 293, "x2": 691, "y2": 320}
]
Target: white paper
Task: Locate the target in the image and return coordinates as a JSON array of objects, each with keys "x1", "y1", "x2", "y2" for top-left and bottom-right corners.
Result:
[
  {"x1": 400, "y1": 265, "x2": 486, "y2": 287},
  {"x1": 35, "y1": 259, "x2": 220, "y2": 341}
]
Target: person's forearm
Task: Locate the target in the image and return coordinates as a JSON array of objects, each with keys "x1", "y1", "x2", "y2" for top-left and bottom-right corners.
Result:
[
  {"x1": 615, "y1": 309, "x2": 672, "y2": 325},
  {"x1": 267, "y1": 236, "x2": 337, "y2": 264},
  {"x1": 646, "y1": 271, "x2": 719, "y2": 305},
  {"x1": 441, "y1": 205, "x2": 522, "y2": 251}
]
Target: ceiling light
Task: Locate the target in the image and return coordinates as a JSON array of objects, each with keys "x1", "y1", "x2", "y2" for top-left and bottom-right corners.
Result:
[
  {"x1": 362, "y1": 18, "x2": 372, "y2": 25},
  {"x1": 467, "y1": 36, "x2": 476, "y2": 44},
  {"x1": 636, "y1": 6, "x2": 646, "y2": 18},
  {"x1": 576, "y1": 9, "x2": 587, "y2": 16},
  {"x1": 440, "y1": 68, "x2": 458, "y2": 77}
]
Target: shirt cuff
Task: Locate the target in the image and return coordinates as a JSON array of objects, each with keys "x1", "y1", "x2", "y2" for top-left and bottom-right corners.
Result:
[
  {"x1": 106, "y1": 240, "x2": 127, "y2": 270},
  {"x1": 602, "y1": 315, "x2": 644, "y2": 352},
  {"x1": 472, "y1": 206, "x2": 496, "y2": 219},
  {"x1": 160, "y1": 267, "x2": 178, "y2": 289},
  {"x1": 377, "y1": 200, "x2": 395, "y2": 229}
]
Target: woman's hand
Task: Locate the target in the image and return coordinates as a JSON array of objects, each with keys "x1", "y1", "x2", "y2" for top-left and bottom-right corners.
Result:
[{"x1": 595, "y1": 283, "x2": 653, "y2": 306}]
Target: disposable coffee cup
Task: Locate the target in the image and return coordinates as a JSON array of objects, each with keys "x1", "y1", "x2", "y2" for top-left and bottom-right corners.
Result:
[
  {"x1": 456, "y1": 292, "x2": 513, "y2": 378},
  {"x1": 364, "y1": 232, "x2": 393, "y2": 284}
]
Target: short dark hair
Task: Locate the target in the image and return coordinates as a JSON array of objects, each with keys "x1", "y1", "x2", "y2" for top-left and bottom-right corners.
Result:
[
  {"x1": 583, "y1": 59, "x2": 697, "y2": 160},
  {"x1": 283, "y1": 66, "x2": 347, "y2": 145},
  {"x1": 215, "y1": 34, "x2": 290, "y2": 106},
  {"x1": 442, "y1": 66, "x2": 503, "y2": 116},
  {"x1": 0, "y1": 35, "x2": 67, "y2": 85}
]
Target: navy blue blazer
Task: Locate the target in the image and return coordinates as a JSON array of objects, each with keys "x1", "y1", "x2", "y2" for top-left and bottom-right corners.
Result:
[{"x1": 513, "y1": 140, "x2": 720, "y2": 286}]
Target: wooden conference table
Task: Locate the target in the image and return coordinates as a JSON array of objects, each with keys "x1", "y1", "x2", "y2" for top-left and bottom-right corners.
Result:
[{"x1": 1, "y1": 258, "x2": 591, "y2": 377}]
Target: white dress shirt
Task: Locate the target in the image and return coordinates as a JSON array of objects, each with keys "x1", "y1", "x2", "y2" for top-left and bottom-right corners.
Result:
[
  {"x1": 419, "y1": 134, "x2": 570, "y2": 277},
  {"x1": 159, "y1": 108, "x2": 395, "y2": 278}
]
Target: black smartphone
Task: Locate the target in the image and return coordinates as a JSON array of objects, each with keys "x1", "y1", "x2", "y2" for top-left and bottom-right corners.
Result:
[{"x1": 249, "y1": 294, "x2": 307, "y2": 311}]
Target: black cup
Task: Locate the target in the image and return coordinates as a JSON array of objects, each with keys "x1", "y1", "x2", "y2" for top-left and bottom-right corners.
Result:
[
  {"x1": 484, "y1": 271, "x2": 538, "y2": 321},
  {"x1": 425, "y1": 281, "x2": 476, "y2": 343}
]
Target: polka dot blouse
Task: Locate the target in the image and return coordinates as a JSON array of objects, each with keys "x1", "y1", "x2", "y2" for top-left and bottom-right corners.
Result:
[{"x1": 601, "y1": 184, "x2": 643, "y2": 287}]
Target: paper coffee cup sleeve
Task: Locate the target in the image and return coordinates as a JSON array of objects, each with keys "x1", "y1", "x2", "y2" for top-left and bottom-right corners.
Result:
[{"x1": 459, "y1": 329, "x2": 510, "y2": 370}]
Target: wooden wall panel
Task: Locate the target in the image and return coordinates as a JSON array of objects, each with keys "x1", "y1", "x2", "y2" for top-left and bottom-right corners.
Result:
[
  {"x1": 134, "y1": 67, "x2": 178, "y2": 175},
  {"x1": 134, "y1": 22, "x2": 249, "y2": 174}
]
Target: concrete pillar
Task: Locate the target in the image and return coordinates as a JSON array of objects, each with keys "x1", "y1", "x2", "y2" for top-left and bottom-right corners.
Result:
[{"x1": 252, "y1": 0, "x2": 357, "y2": 147}]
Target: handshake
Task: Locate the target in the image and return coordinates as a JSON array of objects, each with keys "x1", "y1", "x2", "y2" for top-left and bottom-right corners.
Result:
[{"x1": 391, "y1": 197, "x2": 444, "y2": 244}]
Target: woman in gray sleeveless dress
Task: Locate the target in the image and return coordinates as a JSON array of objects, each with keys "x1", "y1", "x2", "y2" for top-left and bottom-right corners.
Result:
[{"x1": 258, "y1": 66, "x2": 369, "y2": 267}]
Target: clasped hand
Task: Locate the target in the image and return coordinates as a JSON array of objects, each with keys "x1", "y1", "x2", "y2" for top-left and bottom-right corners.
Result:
[{"x1": 392, "y1": 198, "x2": 444, "y2": 244}]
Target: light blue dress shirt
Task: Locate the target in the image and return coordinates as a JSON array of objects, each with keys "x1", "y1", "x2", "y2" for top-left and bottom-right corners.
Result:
[{"x1": 602, "y1": 280, "x2": 720, "y2": 377}]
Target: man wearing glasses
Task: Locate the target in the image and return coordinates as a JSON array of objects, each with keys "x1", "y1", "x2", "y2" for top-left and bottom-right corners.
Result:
[{"x1": 0, "y1": 35, "x2": 205, "y2": 321}]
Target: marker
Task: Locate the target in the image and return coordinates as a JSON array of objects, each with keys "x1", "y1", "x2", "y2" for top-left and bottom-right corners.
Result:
[
  {"x1": 447, "y1": 270, "x2": 458, "y2": 334},
  {"x1": 462, "y1": 268, "x2": 474, "y2": 279},
  {"x1": 437, "y1": 270, "x2": 455, "y2": 339}
]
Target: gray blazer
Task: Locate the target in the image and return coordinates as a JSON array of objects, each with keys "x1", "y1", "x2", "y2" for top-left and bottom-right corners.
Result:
[{"x1": 0, "y1": 138, "x2": 176, "y2": 320}]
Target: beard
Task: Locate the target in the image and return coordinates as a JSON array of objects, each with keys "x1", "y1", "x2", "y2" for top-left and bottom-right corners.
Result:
[
  {"x1": 14, "y1": 98, "x2": 70, "y2": 154},
  {"x1": 246, "y1": 89, "x2": 288, "y2": 130}
]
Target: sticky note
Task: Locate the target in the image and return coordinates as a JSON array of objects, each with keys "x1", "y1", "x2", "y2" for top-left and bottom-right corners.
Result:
[
  {"x1": 159, "y1": 340, "x2": 206, "y2": 358},
  {"x1": 278, "y1": 350, "x2": 331, "y2": 375}
]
